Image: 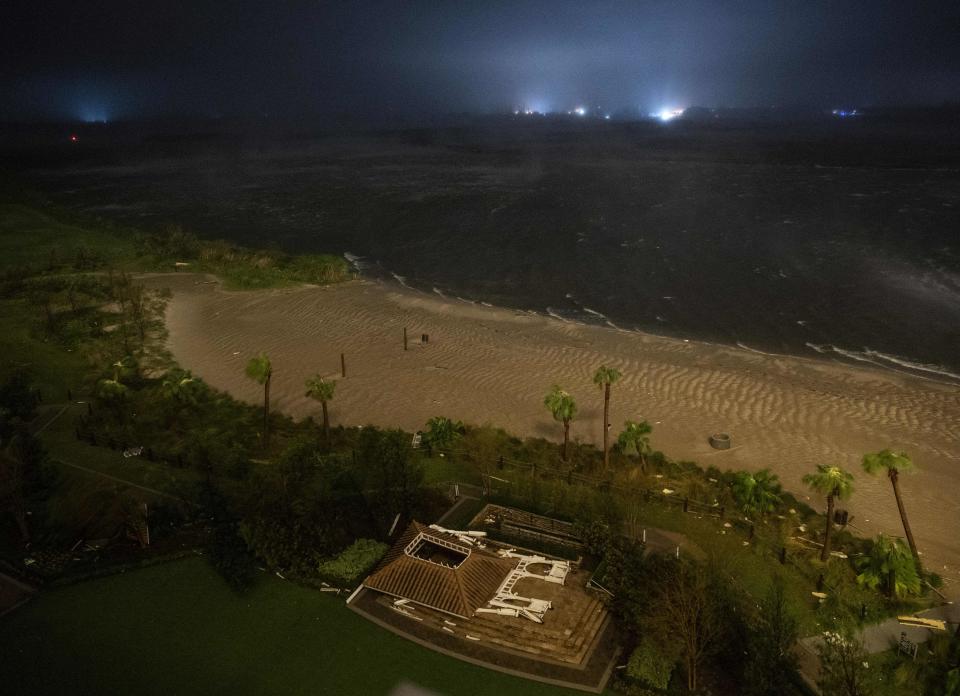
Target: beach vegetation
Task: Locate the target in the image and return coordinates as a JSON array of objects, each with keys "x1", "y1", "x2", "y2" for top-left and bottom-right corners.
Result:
[
  {"x1": 543, "y1": 385, "x2": 577, "y2": 461},
  {"x1": 592, "y1": 365, "x2": 622, "y2": 472},
  {"x1": 862, "y1": 449, "x2": 921, "y2": 569},
  {"x1": 803, "y1": 464, "x2": 855, "y2": 562}
]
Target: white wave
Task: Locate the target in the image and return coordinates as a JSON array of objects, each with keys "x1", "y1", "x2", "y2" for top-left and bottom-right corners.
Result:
[
  {"x1": 390, "y1": 272, "x2": 412, "y2": 289},
  {"x1": 796, "y1": 320, "x2": 808, "y2": 326},
  {"x1": 805, "y1": 343, "x2": 960, "y2": 383},
  {"x1": 342, "y1": 251, "x2": 371, "y2": 271},
  {"x1": 480, "y1": 302, "x2": 493, "y2": 307},
  {"x1": 863, "y1": 350, "x2": 960, "y2": 381},
  {"x1": 455, "y1": 296, "x2": 475, "y2": 305},
  {"x1": 432, "y1": 287, "x2": 446, "y2": 298},
  {"x1": 545, "y1": 307, "x2": 570, "y2": 323},
  {"x1": 582, "y1": 307, "x2": 607, "y2": 319},
  {"x1": 737, "y1": 342, "x2": 773, "y2": 356}
]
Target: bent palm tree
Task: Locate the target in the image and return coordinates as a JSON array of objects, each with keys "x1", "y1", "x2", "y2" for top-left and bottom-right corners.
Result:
[
  {"x1": 593, "y1": 366, "x2": 622, "y2": 472},
  {"x1": 617, "y1": 420, "x2": 653, "y2": 472},
  {"x1": 245, "y1": 353, "x2": 272, "y2": 446},
  {"x1": 855, "y1": 534, "x2": 920, "y2": 598},
  {"x1": 304, "y1": 375, "x2": 336, "y2": 442},
  {"x1": 544, "y1": 386, "x2": 577, "y2": 461},
  {"x1": 732, "y1": 469, "x2": 782, "y2": 519},
  {"x1": 802, "y1": 464, "x2": 854, "y2": 561},
  {"x1": 862, "y1": 449, "x2": 921, "y2": 569}
]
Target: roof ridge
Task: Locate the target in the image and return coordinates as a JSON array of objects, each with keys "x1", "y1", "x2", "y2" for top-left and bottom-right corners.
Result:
[{"x1": 453, "y1": 555, "x2": 472, "y2": 616}]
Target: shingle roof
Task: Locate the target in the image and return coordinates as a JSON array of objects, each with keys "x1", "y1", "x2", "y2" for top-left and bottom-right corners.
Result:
[{"x1": 363, "y1": 521, "x2": 518, "y2": 618}]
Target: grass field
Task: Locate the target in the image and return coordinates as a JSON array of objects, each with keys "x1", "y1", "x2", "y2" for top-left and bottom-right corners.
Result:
[{"x1": 0, "y1": 556, "x2": 595, "y2": 696}]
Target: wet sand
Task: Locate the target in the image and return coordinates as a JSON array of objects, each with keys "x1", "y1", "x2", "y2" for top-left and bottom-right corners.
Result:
[{"x1": 145, "y1": 274, "x2": 960, "y2": 591}]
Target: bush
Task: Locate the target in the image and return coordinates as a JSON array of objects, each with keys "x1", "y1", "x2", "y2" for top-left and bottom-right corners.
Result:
[
  {"x1": 208, "y1": 524, "x2": 256, "y2": 592},
  {"x1": 626, "y1": 635, "x2": 676, "y2": 690},
  {"x1": 317, "y1": 538, "x2": 388, "y2": 587}
]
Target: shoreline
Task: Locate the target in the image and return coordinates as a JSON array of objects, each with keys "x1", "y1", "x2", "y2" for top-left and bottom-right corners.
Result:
[
  {"x1": 143, "y1": 272, "x2": 960, "y2": 591},
  {"x1": 347, "y1": 259, "x2": 960, "y2": 390}
]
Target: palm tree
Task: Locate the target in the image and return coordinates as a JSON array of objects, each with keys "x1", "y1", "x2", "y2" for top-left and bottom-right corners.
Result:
[
  {"x1": 617, "y1": 420, "x2": 653, "y2": 472},
  {"x1": 855, "y1": 534, "x2": 921, "y2": 598},
  {"x1": 862, "y1": 449, "x2": 921, "y2": 569},
  {"x1": 732, "y1": 469, "x2": 783, "y2": 519},
  {"x1": 245, "y1": 353, "x2": 272, "y2": 446},
  {"x1": 592, "y1": 366, "x2": 622, "y2": 472},
  {"x1": 304, "y1": 375, "x2": 336, "y2": 442},
  {"x1": 161, "y1": 370, "x2": 200, "y2": 405},
  {"x1": 802, "y1": 464, "x2": 854, "y2": 562},
  {"x1": 544, "y1": 386, "x2": 577, "y2": 461}
]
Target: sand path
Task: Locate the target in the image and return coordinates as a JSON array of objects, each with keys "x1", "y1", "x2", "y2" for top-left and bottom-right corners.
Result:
[{"x1": 145, "y1": 274, "x2": 960, "y2": 592}]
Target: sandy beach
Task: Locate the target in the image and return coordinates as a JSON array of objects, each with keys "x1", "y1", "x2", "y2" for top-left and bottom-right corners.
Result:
[{"x1": 146, "y1": 274, "x2": 960, "y2": 589}]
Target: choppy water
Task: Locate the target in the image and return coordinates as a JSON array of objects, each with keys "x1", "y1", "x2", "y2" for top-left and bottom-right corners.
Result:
[{"x1": 23, "y1": 131, "x2": 960, "y2": 383}]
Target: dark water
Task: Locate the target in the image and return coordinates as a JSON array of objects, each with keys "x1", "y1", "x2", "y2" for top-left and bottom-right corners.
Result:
[{"x1": 19, "y1": 125, "x2": 960, "y2": 381}]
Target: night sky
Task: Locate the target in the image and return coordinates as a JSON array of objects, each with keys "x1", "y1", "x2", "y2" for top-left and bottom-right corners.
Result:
[{"x1": 2, "y1": 0, "x2": 958, "y2": 123}]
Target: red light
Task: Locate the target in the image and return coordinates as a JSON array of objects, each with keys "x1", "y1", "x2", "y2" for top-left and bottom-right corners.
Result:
[{"x1": 70, "y1": 135, "x2": 78, "y2": 142}]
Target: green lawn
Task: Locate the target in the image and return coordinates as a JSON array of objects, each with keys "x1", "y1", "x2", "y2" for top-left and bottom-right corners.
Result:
[
  {"x1": 0, "y1": 557, "x2": 594, "y2": 696},
  {"x1": 38, "y1": 403, "x2": 202, "y2": 499}
]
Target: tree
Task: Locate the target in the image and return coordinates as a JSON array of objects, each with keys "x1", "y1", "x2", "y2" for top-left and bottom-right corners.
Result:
[
  {"x1": 96, "y1": 378, "x2": 128, "y2": 413},
  {"x1": 617, "y1": 420, "x2": 653, "y2": 472},
  {"x1": 304, "y1": 374, "x2": 336, "y2": 442},
  {"x1": 895, "y1": 631, "x2": 960, "y2": 696},
  {"x1": 645, "y1": 560, "x2": 725, "y2": 692},
  {"x1": 0, "y1": 441, "x2": 31, "y2": 545},
  {"x1": 816, "y1": 626, "x2": 878, "y2": 696},
  {"x1": 732, "y1": 469, "x2": 783, "y2": 519},
  {"x1": 862, "y1": 449, "x2": 921, "y2": 569},
  {"x1": 592, "y1": 366, "x2": 622, "y2": 472},
  {"x1": 208, "y1": 523, "x2": 256, "y2": 592},
  {"x1": 802, "y1": 464, "x2": 855, "y2": 562},
  {"x1": 543, "y1": 385, "x2": 577, "y2": 461},
  {"x1": 0, "y1": 370, "x2": 39, "y2": 432},
  {"x1": 161, "y1": 370, "x2": 201, "y2": 406},
  {"x1": 855, "y1": 534, "x2": 921, "y2": 598},
  {"x1": 245, "y1": 353, "x2": 272, "y2": 446},
  {"x1": 0, "y1": 430, "x2": 48, "y2": 547},
  {"x1": 423, "y1": 416, "x2": 464, "y2": 451},
  {"x1": 743, "y1": 576, "x2": 800, "y2": 696}
]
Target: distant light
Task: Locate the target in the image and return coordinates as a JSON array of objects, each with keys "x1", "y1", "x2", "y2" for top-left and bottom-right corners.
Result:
[
  {"x1": 574, "y1": 106, "x2": 586, "y2": 116},
  {"x1": 70, "y1": 134, "x2": 78, "y2": 142},
  {"x1": 653, "y1": 108, "x2": 685, "y2": 122},
  {"x1": 604, "y1": 114, "x2": 611, "y2": 120}
]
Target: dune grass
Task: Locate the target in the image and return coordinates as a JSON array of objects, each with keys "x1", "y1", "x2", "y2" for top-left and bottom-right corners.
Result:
[{"x1": 0, "y1": 556, "x2": 593, "y2": 696}]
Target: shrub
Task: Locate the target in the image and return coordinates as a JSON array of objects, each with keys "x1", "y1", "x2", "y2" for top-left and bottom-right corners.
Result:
[
  {"x1": 208, "y1": 524, "x2": 256, "y2": 592},
  {"x1": 317, "y1": 538, "x2": 388, "y2": 587},
  {"x1": 626, "y1": 635, "x2": 676, "y2": 690}
]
